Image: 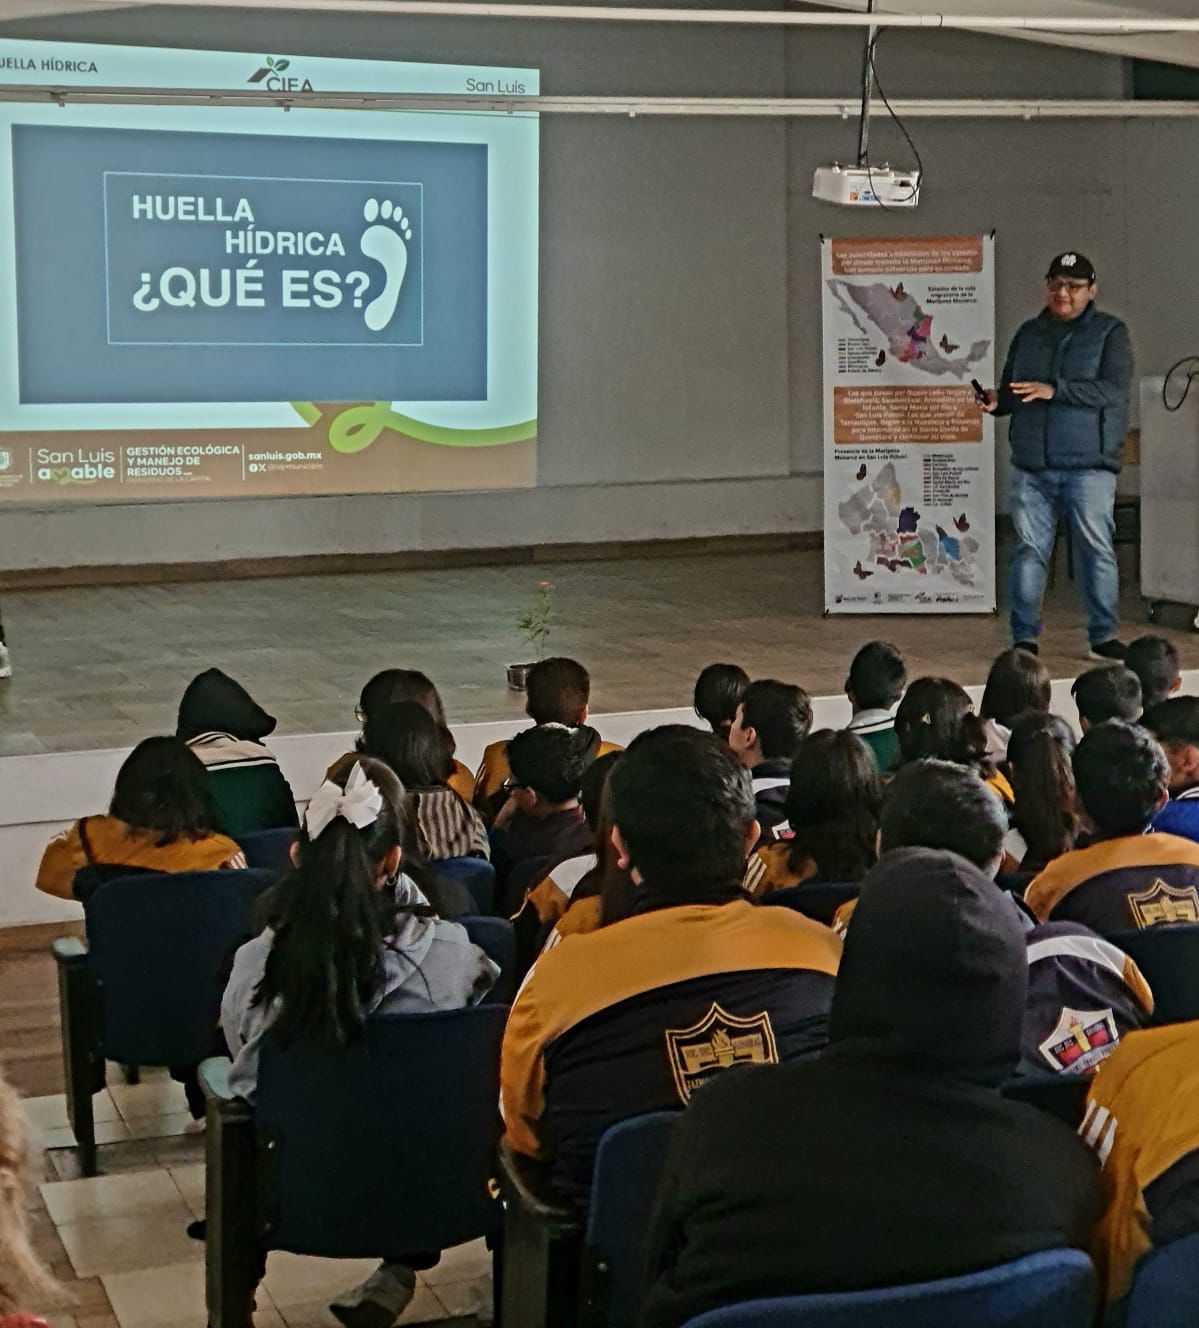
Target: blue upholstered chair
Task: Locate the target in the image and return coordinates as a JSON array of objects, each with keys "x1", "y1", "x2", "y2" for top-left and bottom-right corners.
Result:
[
  {"x1": 53, "y1": 867, "x2": 276, "y2": 1174},
  {"x1": 1125, "y1": 1231, "x2": 1199, "y2": 1327},
  {"x1": 499, "y1": 1110, "x2": 680, "y2": 1328},
  {"x1": 1107, "y1": 924, "x2": 1199, "y2": 1024},
  {"x1": 202, "y1": 1006, "x2": 507, "y2": 1328},
  {"x1": 461, "y1": 915, "x2": 518, "y2": 1004},
  {"x1": 235, "y1": 827, "x2": 299, "y2": 876},
  {"x1": 438, "y1": 855, "x2": 498, "y2": 915},
  {"x1": 678, "y1": 1249, "x2": 1096, "y2": 1327}
]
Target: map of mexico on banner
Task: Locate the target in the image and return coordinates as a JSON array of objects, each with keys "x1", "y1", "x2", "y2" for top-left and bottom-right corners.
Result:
[{"x1": 822, "y1": 235, "x2": 996, "y2": 615}]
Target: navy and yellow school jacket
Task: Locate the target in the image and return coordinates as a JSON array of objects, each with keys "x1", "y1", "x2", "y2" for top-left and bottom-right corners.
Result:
[
  {"x1": 1082, "y1": 1021, "x2": 1199, "y2": 1303},
  {"x1": 499, "y1": 899, "x2": 840, "y2": 1209},
  {"x1": 1025, "y1": 832, "x2": 1199, "y2": 934}
]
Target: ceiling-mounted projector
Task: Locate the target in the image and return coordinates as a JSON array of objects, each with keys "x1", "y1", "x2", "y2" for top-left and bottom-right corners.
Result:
[{"x1": 812, "y1": 163, "x2": 921, "y2": 208}]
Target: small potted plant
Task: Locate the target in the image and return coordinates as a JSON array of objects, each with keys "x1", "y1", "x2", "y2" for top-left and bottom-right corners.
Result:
[{"x1": 509, "y1": 580, "x2": 553, "y2": 690}]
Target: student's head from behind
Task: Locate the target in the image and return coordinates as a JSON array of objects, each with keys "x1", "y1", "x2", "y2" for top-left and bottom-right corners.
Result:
[
  {"x1": 356, "y1": 668, "x2": 456, "y2": 757},
  {"x1": 261, "y1": 757, "x2": 420, "y2": 1051},
  {"x1": 608, "y1": 725, "x2": 757, "y2": 900},
  {"x1": 507, "y1": 722, "x2": 596, "y2": 813},
  {"x1": 979, "y1": 647, "x2": 1052, "y2": 729},
  {"x1": 846, "y1": 641, "x2": 907, "y2": 713},
  {"x1": 1125, "y1": 636, "x2": 1182, "y2": 710},
  {"x1": 1144, "y1": 696, "x2": 1199, "y2": 794},
  {"x1": 580, "y1": 749, "x2": 622, "y2": 833},
  {"x1": 1073, "y1": 720, "x2": 1169, "y2": 838},
  {"x1": 783, "y1": 730, "x2": 882, "y2": 883},
  {"x1": 1071, "y1": 665, "x2": 1142, "y2": 731},
  {"x1": 525, "y1": 656, "x2": 591, "y2": 727},
  {"x1": 358, "y1": 700, "x2": 454, "y2": 790},
  {"x1": 176, "y1": 668, "x2": 276, "y2": 744},
  {"x1": 880, "y1": 759, "x2": 1007, "y2": 877},
  {"x1": 831, "y1": 847, "x2": 1027, "y2": 1085},
  {"x1": 693, "y1": 662, "x2": 750, "y2": 741},
  {"x1": 729, "y1": 679, "x2": 813, "y2": 768},
  {"x1": 110, "y1": 736, "x2": 221, "y2": 845},
  {"x1": 894, "y1": 677, "x2": 991, "y2": 777},
  {"x1": 1006, "y1": 711, "x2": 1078, "y2": 865}
]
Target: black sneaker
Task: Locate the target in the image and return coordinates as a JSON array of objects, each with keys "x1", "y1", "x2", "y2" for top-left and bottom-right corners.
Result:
[
  {"x1": 1014, "y1": 641, "x2": 1039, "y2": 656},
  {"x1": 1088, "y1": 639, "x2": 1127, "y2": 663}
]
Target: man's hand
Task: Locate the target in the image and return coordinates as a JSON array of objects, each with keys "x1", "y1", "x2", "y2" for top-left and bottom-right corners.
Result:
[
  {"x1": 976, "y1": 388, "x2": 999, "y2": 414},
  {"x1": 1010, "y1": 380, "x2": 1056, "y2": 403}
]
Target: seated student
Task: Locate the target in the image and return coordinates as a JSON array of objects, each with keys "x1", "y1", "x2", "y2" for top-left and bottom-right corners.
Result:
[
  {"x1": 1081, "y1": 1021, "x2": 1199, "y2": 1308},
  {"x1": 1125, "y1": 634, "x2": 1182, "y2": 711},
  {"x1": 491, "y1": 723, "x2": 598, "y2": 909},
  {"x1": 36, "y1": 737, "x2": 245, "y2": 899},
  {"x1": 844, "y1": 641, "x2": 907, "y2": 775},
  {"x1": 728, "y1": 679, "x2": 813, "y2": 840},
  {"x1": 176, "y1": 669, "x2": 298, "y2": 836},
  {"x1": 895, "y1": 676, "x2": 1014, "y2": 803},
  {"x1": 499, "y1": 726, "x2": 840, "y2": 1211},
  {"x1": 838, "y1": 760, "x2": 1152, "y2": 1076},
  {"x1": 979, "y1": 648, "x2": 1052, "y2": 763},
  {"x1": 353, "y1": 669, "x2": 473, "y2": 801},
  {"x1": 1072, "y1": 665, "x2": 1142, "y2": 732},
  {"x1": 746, "y1": 730, "x2": 881, "y2": 896},
  {"x1": 1025, "y1": 720, "x2": 1199, "y2": 931},
  {"x1": 693, "y1": 662, "x2": 749, "y2": 742},
  {"x1": 1005, "y1": 712, "x2": 1079, "y2": 874},
  {"x1": 522, "y1": 751, "x2": 620, "y2": 930},
  {"x1": 357, "y1": 701, "x2": 488, "y2": 862},
  {"x1": 473, "y1": 657, "x2": 619, "y2": 817},
  {"x1": 1145, "y1": 696, "x2": 1199, "y2": 843},
  {"x1": 222, "y1": 757, "x2": 497, "y2": 1328},
  {"x1": 639, "y1": 848, "x2": 1101, "y2": 1328}
]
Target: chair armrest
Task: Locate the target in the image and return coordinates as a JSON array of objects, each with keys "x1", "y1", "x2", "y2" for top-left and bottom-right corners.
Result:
[
  {"x1": 199, "y1": 1057, "x2": 238, "y2": 1106},
  {"x1": 52, "y1": 936, "x2": 88, "y2": 964},
  {"x1": 498, "y1": 1141, "x2": 579, "y2": 1235}
]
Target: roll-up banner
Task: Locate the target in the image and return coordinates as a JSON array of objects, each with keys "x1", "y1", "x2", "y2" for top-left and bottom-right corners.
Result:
[{"x1": 822, "y1": 234, "x2": 996, "y2": 615}]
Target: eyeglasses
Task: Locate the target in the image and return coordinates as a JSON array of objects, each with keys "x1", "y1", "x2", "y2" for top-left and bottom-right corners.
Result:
[
  {"x1": 1046, "y1": 278, "x2": 1091, "y2": 293},
  {"x1": 354, "y1": 705, "x2": 366, "y2": 723}
]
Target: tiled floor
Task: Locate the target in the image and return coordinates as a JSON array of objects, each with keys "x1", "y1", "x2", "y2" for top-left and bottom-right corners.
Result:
[
  {"x1": 17, "y1": 1069, "x2": 491, "y2": 1328},
  {"x1": 0, "y1": 541, "x2": 1181, "y2": 756}
]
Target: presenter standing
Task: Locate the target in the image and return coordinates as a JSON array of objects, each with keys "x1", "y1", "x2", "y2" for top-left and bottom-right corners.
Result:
[{"x1": 979, "y1": 251, "x2": 1132, "y2": 661}]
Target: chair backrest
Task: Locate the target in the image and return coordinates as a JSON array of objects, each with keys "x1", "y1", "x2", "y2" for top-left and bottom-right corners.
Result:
[
  {"x1": 236, "y1": 827, "x2": 299, "y2": 876},
  {"x1": 437, "y1": 856, "x2": 498, "y2": 915},
  {"x1": 584, "y1": 1111, "x2": 679, "y2": 1328},
  {"x1": 1125, "y1": 1231, "x2": 1199, "y2": 1327},
  {"x1": 1107, "y1": 924, "x2": 1199, "y2": 1024},
  {"x1": 461, "y1": 916, "x2": 517, "y2": 1004},
  {"x1": 678, "y1": 1250, "x2": 1095, "y2": 1327},
  {"x1": 84, "y1": 869, "x2": 276, "y2": 1065},
  {"x1": 761, "y1": 883, "x2": 860, "y2": 926},
  {"x1": 256, "y1": 1005, "x2": 507, "y2": 1258}
]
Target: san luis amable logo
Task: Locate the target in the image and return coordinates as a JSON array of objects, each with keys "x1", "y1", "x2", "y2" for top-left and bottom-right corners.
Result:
[{"x1": 247, "y1": 56, "x2": 314, "y2": 91}]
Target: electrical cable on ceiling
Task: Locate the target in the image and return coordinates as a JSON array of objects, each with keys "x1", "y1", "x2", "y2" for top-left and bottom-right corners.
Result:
[
  {"x1": 860, "y1": 30, "x2": 925, "y2": 210},
  {"x1": 1162, "y1": 356, "x2": 1199, "y2": 412}
]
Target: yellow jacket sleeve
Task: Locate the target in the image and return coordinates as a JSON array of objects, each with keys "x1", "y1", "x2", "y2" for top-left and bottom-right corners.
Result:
[
  {"x1": 500, "y1": 971, "x2": 550, "y2": 1158},
  {"x1": 36, "y1": 822, "x2": 87, "y2": 899}
]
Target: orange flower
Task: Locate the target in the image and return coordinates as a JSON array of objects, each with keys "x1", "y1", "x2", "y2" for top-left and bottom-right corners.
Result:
[{"x1": 536, "y1": 580, "x2": 554, "y2": 591}]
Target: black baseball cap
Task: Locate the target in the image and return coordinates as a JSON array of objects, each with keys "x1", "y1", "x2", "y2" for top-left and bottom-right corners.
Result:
[{"x1": 1046, "y1": 251, "x2": 1096, "y2": 283}]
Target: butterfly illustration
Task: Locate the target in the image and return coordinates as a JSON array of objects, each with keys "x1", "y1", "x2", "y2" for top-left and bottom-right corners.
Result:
[
  {"x1": 875, "y1": 349, "x2": 887, "y2": 367},
  {"x1": 890, "y1": 282, "x2": 906, "y2": 300},
  {"x1": 853, "y1": 560, "x2": 874, "y2": 580},
  {"x1": 856, "y1": 464, "x2": 868, "y2": 481},
  {"x1": 954, "y1": 513, "x2": 970, "y2": 532},
  {"x1": 939, "y1": 333, "x2": 960, "y2": 354}
]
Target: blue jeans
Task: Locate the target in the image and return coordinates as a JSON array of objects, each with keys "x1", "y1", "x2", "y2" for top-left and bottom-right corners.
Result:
[{"x1": 1009, "y1": 466, "x2": 1119, "y2": 646}]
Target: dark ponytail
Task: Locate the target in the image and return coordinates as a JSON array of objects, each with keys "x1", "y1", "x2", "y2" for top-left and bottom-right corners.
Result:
[
  {"x1": 895, "y1": 678, "x2": 995, "y2": 781},
  {"x1": 255, "y1": 757, "x2": 417, "y2": 1050},
  {"x1": 1008, "y1": 711, "x2": 1078, "y2": 869}
]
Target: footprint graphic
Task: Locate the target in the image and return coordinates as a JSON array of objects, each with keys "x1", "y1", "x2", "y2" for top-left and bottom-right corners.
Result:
[{"x1": 359, "y1": 198, "x2": 413, "y2": 332}]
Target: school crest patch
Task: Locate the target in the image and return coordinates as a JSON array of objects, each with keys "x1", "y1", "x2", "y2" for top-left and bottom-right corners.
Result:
[
  {"x1": 1127, "y1": 879, "x2": 1199, "y2": 929},
  {"x1": 1039, "y1": 1006, "x2": 1120, "y2": 1074},
  {"x1": 664, "y1": 1002, "x2": 778, "y2": 1104}
]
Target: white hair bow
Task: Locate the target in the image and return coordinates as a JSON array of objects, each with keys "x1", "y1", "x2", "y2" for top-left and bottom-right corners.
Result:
[{"x1": 304, "y1": 762, "x2": 383, "y2": 839}]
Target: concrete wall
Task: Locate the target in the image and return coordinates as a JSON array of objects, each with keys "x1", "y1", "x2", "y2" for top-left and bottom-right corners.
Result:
[{"x1": 0, "y1": 5, "x2": 1187, "y2": 571}]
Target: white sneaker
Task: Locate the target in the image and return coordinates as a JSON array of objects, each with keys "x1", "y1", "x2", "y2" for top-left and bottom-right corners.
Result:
[
  {"x1": 329, "y1": 1262, "x2": 416, "y2": 1328},
  {"x1": 0, "y1": 642, "x2": 10, "y2": 679}
]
